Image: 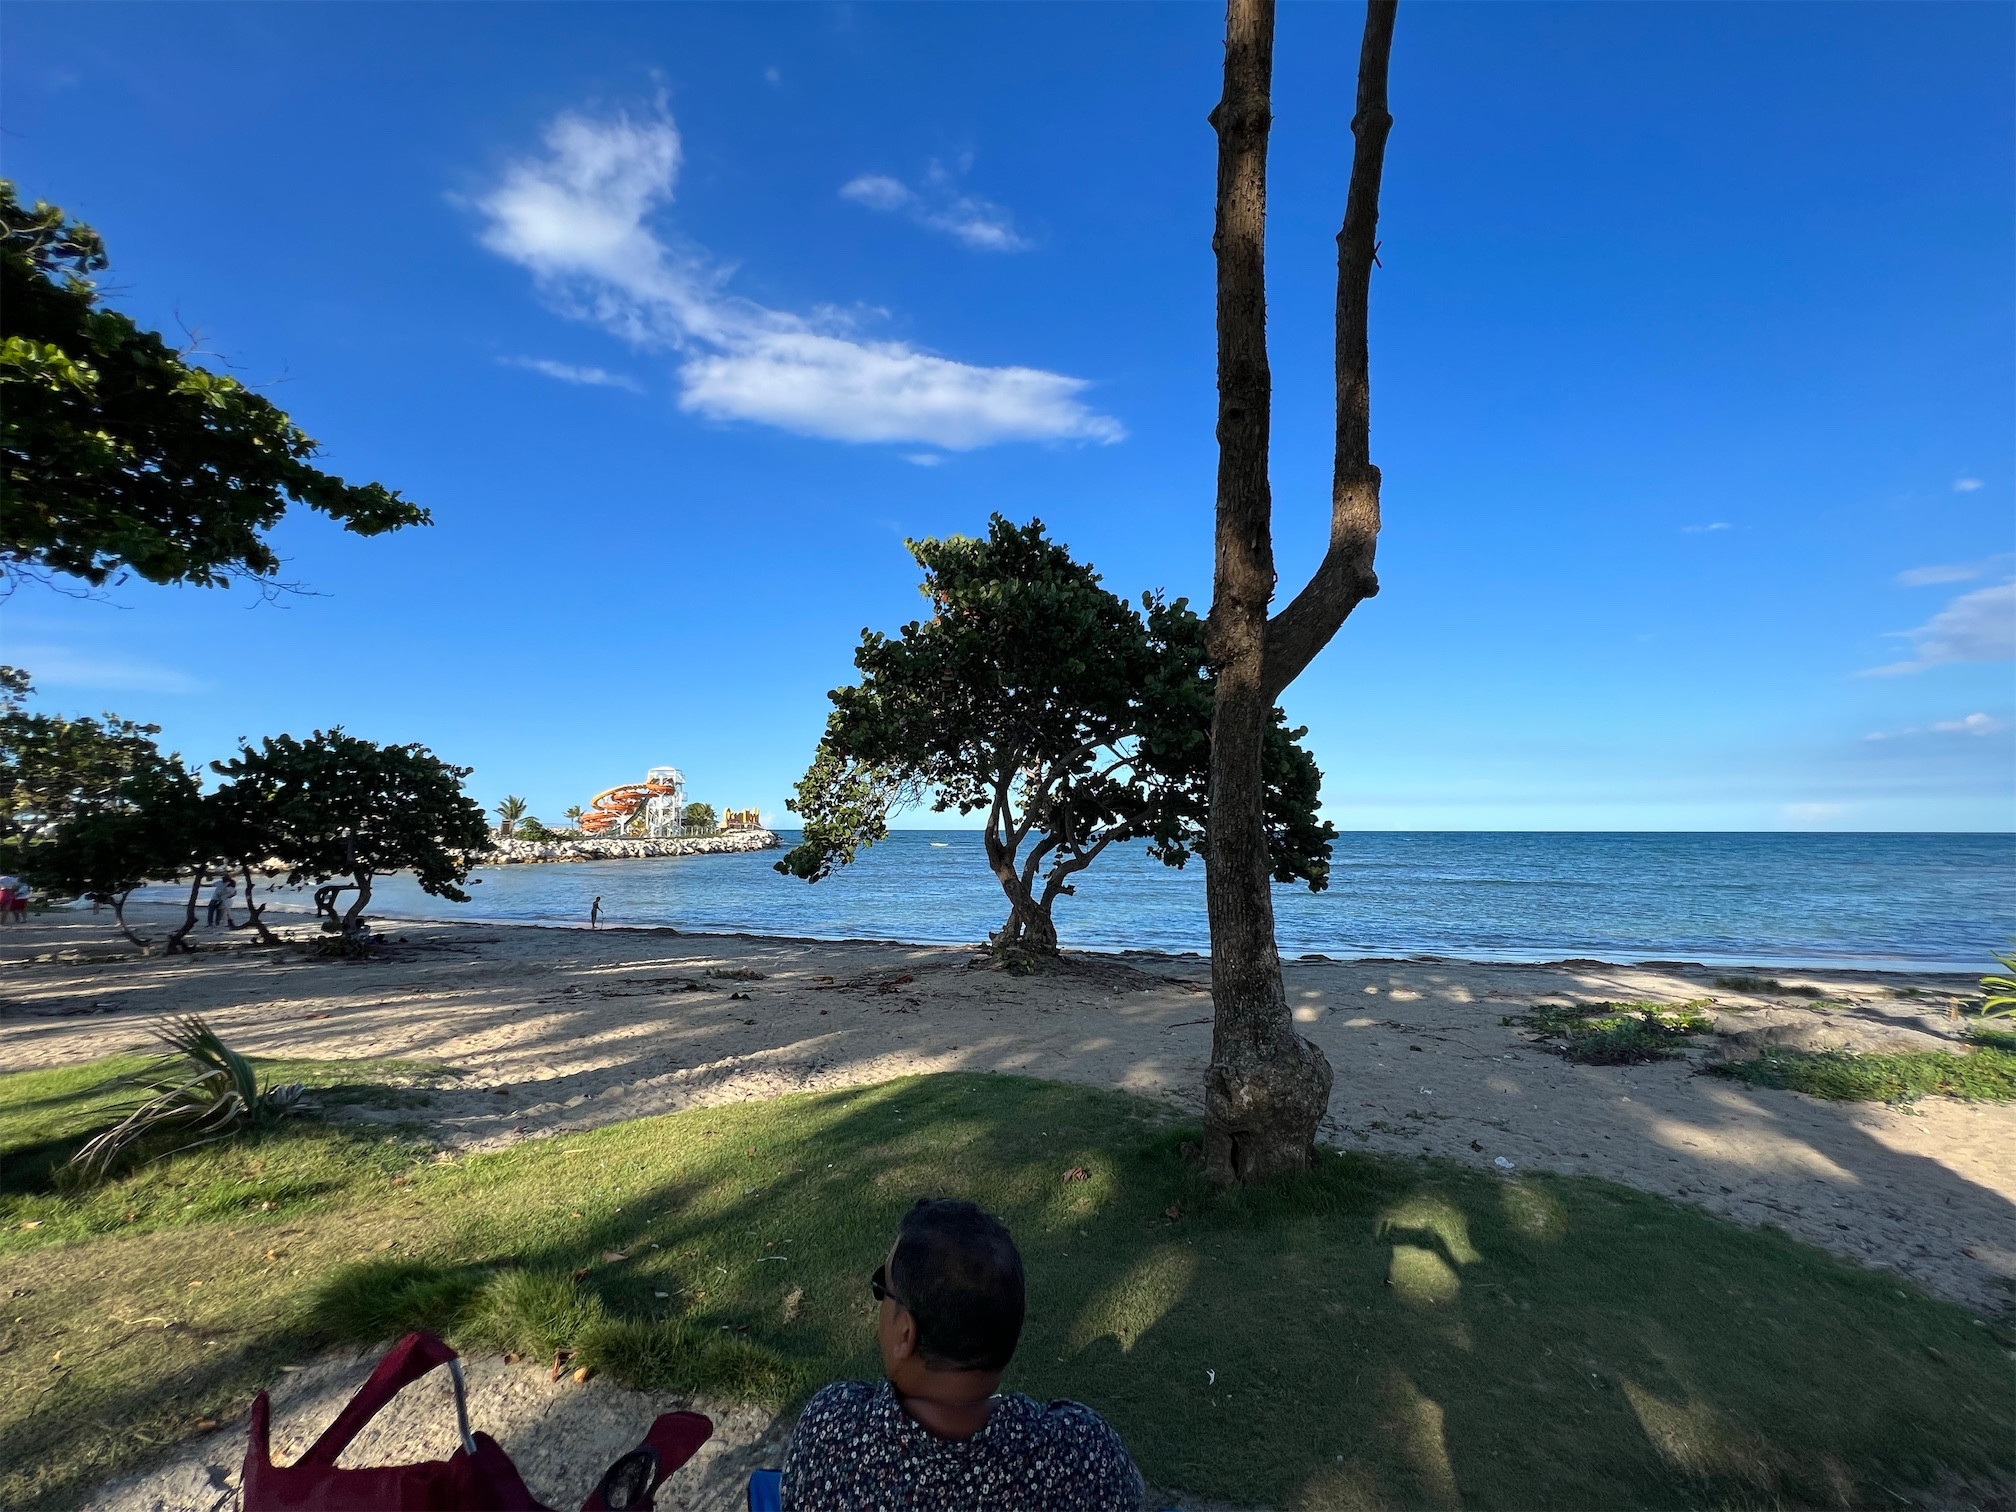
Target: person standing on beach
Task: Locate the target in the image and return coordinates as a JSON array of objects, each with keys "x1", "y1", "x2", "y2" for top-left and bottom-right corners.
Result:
[
  {"x1": 0, "y1": 875, "x2": 19, "y2": 925},
  {"x1": 206, "y1": 872, "x2": 235, "y2": 927},
  {"x1": 590, "y1": 896, "x2": 602, "y2": 931}
]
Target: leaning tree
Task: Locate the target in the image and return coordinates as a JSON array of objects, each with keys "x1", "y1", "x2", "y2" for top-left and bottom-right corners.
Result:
[
  {"x1": 779, "y1": 515, "x2": 1334, "y2": 962},
  {"x1": 0, "y1": 182, "x2": 425, "y2": 593},
  {"x1": 211, "y1": 730, "x2": 490, "y2": 947},
  {"x1": 1202, "y1": 0, "x2": 1398, "y2": 1184}
]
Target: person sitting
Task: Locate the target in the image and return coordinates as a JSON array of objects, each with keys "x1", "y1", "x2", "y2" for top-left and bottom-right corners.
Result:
[{"x1": 780, "y1": 1197, "x2": 1143, "y2": 1511}]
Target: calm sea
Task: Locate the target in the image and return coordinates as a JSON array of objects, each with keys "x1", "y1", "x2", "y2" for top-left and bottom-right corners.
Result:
[{"x1": 306, "y1": 831, "x2": 2011, "y2": 974}]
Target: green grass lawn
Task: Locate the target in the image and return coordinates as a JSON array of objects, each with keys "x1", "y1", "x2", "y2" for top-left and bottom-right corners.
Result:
[{"x1": 3, "y1": 1062, "x2": 2011, "y2": 1509}]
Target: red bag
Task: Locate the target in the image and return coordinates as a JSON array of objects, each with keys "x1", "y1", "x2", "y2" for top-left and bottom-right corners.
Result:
[{"x1": 242, "y1": 1332, "x2": 712, "y2": 1512}]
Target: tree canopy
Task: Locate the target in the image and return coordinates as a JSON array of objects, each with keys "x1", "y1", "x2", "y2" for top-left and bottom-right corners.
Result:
[
  {"x1": 779, "y1": 516, "x2": 1334, "y2": 957},
  {"x1": 1, "y1": 665, "x2": 178, "y2": 862},
  {"x1": 0, "y1": 182, "x2": 427, "y2": 591},
  {"x1": 210, "y1": 730, "x2": 490, "y2": 942}
]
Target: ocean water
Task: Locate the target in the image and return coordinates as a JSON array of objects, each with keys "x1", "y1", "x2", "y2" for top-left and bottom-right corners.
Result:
[{"x1": 263, "y1": 831, "x2": 2011, "y2": 974}]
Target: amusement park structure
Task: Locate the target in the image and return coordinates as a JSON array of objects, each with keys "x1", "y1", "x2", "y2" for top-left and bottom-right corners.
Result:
[
  {"x1": 578, "y1": 768, "x2": 763, "y2": 838},
  {"x1": 580, "y1": 767, "x2": 689, "y2": 837}
]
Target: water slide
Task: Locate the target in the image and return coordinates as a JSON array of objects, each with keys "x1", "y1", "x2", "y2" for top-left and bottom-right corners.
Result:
[{"x1": 580, "y1": 771, "x2": 683, "y2": 834}]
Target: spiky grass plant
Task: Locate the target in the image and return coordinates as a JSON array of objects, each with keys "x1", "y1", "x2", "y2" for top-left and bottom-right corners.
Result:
[
  {"x1": 1980, "y1": 948, "x2": 2016, "y2": 1019},
  {"x1": 66, "y1": 1017, "x2": 310, "y2": 1181}
]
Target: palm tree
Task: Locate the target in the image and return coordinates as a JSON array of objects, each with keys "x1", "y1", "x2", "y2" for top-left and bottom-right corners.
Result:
[
  {"x1": 494, "y1": 795, "x2": 528, "y2": 840},
  {"x1": 563, "y1": 804, "x2": 584, "y2": 830}
]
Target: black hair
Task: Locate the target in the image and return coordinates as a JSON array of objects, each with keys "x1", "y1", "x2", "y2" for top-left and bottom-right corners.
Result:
[{"x1": 888, "y1": 1197, "x2": 1026, "y2": 1372}]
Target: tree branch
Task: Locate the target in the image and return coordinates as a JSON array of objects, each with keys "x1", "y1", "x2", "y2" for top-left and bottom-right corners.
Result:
[{"x1": 1260, "y1": 0, "x2": 1396, "y2": 703}]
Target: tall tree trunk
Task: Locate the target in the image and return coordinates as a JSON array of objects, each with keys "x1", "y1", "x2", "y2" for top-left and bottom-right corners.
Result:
[{"x1": 1203, "y1": 0, "x2": 1396, "y2": 1186}]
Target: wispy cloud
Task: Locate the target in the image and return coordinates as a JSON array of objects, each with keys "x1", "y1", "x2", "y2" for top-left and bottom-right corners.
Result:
[
  {"x1": 840, "y1": 158, "x2": 1029, "y2": 252},
  {"x1": 1681, "y1": 521, "x2": 1730, "y2": 534},
  {"x1": 1954, "y1": 477, "x2": 1983, "y2": 492},
  {"x1": 904, "y1": 453, "x2": 944, "y2": 467},
  {"x1": 1781, "y1": 801, "x2": 1848, "y2": 823},
  {"x1": 501, "y1": 356, "x2": 642, "y2": 391},
  {"x1": 1864, "y1": 580, "x2": 2016, "y2": 675},
  {"x1": 1932, "y1": 712, "x2": 2005, "y2": 735},
  {"x1": 1897, "y1": 560, "x2": 1990, "y2": 587},
  {"x1": 1865, "y1": 712, "x2": 2007, "y2": 741},
  {"x1": 7, "y1": 643, "x2": 204, "y2": 694},
  {"x1": 475, "y1": 110, "x2": 1117, "y2": 450}
]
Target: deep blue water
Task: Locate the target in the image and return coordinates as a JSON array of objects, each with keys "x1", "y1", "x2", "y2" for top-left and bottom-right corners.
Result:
[{"x1": 257, "y1": 831, "x2": 2012, "y2": 973}]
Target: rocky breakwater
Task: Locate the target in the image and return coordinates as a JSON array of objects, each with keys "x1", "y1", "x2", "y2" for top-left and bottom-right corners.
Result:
[{"x1": 482, "y1": 830, "x2": 780, "y2": 865}]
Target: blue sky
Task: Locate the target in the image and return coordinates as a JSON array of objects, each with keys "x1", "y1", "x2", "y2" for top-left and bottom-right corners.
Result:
[{"x1": 3, "y1": 2, "x2": 2010, "y2": 831}]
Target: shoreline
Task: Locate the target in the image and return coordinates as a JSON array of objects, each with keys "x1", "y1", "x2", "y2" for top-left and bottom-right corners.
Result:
[{"x1": 60, "y1": 896, "x2": 1990, "y2": 978}]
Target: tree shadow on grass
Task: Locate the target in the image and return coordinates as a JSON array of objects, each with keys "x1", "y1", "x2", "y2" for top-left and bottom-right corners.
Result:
[{"x1": 10, "y1": 1073, "x2": 2012, "y2": 1511}]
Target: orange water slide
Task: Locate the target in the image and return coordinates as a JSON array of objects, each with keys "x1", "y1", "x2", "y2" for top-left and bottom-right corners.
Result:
[{"x1": 579, "y1": 776, "x2": 682, "y2": 834}]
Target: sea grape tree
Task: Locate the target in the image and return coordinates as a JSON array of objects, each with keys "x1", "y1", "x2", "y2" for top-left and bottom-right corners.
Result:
[
  {"x1": 210, "y1": 730, "x2": 489, "y2": 946},
  {"x1": 779, "y1": 516, "x2": 1334, "y2": 962}
]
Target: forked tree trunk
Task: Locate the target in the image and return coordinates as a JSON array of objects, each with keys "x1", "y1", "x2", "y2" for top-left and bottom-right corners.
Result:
[
  {"x1": 240, "y1": 863, "x2": 281, "y2": 946},
  {"x1": 1203, "y1": 0, "x2": 1396, "y2": 1185},
  {"x1": 163, "y1": 871, "x2": 206, "y2": 954}
]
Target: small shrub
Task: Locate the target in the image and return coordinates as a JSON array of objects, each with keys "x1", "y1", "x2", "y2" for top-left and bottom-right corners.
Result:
[
  {"x1": 1965, "y1": 1022, "x2": 2016, "y2": 1053},
  {"x1": 1711, "y1": 1046, "x2": 2016, "y2": 1104},
  {"x1": 704, "y1": 966, "x2": 766, "y2": 982},
  {"x1": 1713, "y1": 975, "x2": 1825, "y2": 998},
  {"x1": 1507, "y1": 1001, "x2": 1714, "y2": 1065}
]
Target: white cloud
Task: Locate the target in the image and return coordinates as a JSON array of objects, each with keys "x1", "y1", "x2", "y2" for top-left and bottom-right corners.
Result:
[
  {"x1": 8, "y1": 644, "x2": 203, "y2": 694},
  {"x1": 1897, "y1": 561, "x2": 1989, "y2": 587},
  {"x1": 1954, "y1": 477, "x2": 1983, "y2": 492},
  {"x1": 1865, "y1": 712, "x2": 2008, "y2": 741},
  {"x1": 839, "y1": 174, "x2": 913, "y2": 213},
  {"x1": 1931, "y1": 713, "x2": 2005, "y2": 736},
  {"x1": 840, "y1": 160, "x2": 1030, "y2": 252},
  {"x1": 1864, "y1": 580, "x2": 2016, "y2": 675},
  {"x1": 501, "y1": 356, "x2": 642, "y2": 391},
  {"x1": 1681, "y1": 521, "x2": 1730, "y2": 534},
  {"x1": 475, "y1": 111, "x2": 1114, "y2": 449}
]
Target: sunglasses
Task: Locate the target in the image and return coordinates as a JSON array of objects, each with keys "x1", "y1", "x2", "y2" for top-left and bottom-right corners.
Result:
[{"x1": 869, "y1": 1264, "x2": 911, "y2": 1312}]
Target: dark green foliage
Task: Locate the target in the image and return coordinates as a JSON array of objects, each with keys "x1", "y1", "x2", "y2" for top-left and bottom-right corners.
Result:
[
  {"x1": 682, "y1": 801, "x2": 717, "y2": 829},
  {"x1": 210, "y1": 730, "x2": 490, "y2": 941},
  {"x1": 780, "y1": 517, "x2": 1334, "y2": 953},
  {"x1": 1711, "y1": 1045, "x2": 2016, "y2": 1104},
  {"x1": 1, "y1": 183, "x2": 426, "y2": 590},
  {"x1": 1966, "y1": 1022, "x2": 2016, "y2": 1053},
  {"x1": 2, "y1": 669, "x2": 211, "y2": 947},
  {"x1": 1712, "y1": 975, "x2": 1825, "y2": 998},
  {"x1": 1508, "y1": 1000, "x2": 1715, "y2": 1065}
]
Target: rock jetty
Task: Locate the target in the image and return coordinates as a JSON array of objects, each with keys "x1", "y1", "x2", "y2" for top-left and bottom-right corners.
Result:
[{"x1": 481, "y1": 830, "x2": 780, "y2": 865}]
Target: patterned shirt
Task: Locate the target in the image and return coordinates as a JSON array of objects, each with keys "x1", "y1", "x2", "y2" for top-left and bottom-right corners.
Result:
[{"x1": 781, "y1": 1378, "x2": 1144, "y2": 1511}]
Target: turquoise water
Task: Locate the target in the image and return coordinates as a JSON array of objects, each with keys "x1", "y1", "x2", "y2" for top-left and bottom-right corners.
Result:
[{"x1": 315, "y1": 831, "x2": 2009, "y2": 973}]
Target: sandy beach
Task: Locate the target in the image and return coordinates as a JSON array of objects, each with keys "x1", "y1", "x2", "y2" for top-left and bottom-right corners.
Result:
[{"x1": 5, "y1": 903, "x2": 2010, "y2": 1319}]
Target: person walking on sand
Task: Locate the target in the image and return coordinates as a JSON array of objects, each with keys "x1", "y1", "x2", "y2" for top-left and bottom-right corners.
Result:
[
  {"x1": 590, "y1": 896, "x2": 602, "y2": 931},
  {"x1": 206, "y1": 872, "x2": 236, "y2": 928}
]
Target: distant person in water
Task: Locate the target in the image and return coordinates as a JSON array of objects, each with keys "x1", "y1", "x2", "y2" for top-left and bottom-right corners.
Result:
[
  {"x1": 590, "y1": 896, "x2": 602, "y2": 930},
  {"x1": 781, "y1": 1198, "x2": 1142, "y2": 1511}
]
